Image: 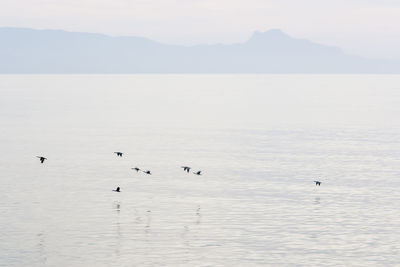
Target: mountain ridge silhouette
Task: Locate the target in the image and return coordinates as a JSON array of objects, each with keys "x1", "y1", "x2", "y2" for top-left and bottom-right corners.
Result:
[{"x1": 1, "y1": 27, "x2": 399, "y2": 73}]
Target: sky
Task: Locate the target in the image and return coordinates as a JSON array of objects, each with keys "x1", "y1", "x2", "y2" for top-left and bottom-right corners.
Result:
[{"x1": 1, "y1": 0, "x2": 400, "y2": 59}]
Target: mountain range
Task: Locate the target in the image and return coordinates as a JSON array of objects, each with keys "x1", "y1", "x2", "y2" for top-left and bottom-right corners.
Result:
[{"x1": 0, "y1": 27, "x2": 399, "y2": 73}]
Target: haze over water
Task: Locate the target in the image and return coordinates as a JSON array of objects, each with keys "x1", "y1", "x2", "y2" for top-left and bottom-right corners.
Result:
[{"x1": 1, "y1": 75, "x2": 400, "y2": 266}]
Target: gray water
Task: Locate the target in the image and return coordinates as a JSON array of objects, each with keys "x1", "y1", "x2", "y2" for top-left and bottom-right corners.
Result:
[{"x1": 1, "y1": 75, "x2": 400, "y2": 266}]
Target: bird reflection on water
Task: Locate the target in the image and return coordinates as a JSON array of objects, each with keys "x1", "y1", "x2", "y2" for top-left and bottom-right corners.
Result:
[
  {"x1": 145, "y1": 210, "x2": 152, "y2": 234},
  {"x1": 112, "y1": 202, "x2": 122, "y2": 258},
  {"x1": 196, "y1": 205, "x2": 202, "y2": 225},
  {"x1": 37, "y1": 233, "x2": 47, "y2": 265},
  {"x1": 113, "y1": 202, "x2": 121, "y2": 213}
]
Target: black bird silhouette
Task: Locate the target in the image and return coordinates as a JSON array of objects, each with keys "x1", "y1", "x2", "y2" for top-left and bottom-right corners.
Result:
[
  {"x1": 193, "y1": 171, "x2": 202, "y2": 175},
  {"x1": 314, "y1": 181, "x2": 321, "y2": 186},
  {"x1": 132, "y1": 167, "x2": 140, "y2": 172},
  {"x1": 181, "y1": 166, "x2": 191, "y2": 173},
  {"x1": 143, "y1": 170, "x2": 152, "y2": 175},
  {"x1": 36, "y1": 156, "x2": 47, "y2": 164},
  {"x1": 113, "y1": 187, "x2": 121, "y2": 192},
  {"x1": 114, "y1": 152, "x2": 123, "y2": 157}
]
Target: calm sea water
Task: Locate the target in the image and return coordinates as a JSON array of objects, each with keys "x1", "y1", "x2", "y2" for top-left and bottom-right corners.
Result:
[{"x1": 1, "y1": 75, "x2": 400, "y2": 266}]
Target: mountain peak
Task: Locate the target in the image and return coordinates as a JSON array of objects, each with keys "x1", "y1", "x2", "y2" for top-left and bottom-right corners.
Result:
[{"x1": 248, "y1": 29, "x2": 291, "y2": 43}]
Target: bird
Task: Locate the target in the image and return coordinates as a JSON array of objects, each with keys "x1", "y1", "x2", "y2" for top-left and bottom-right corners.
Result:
[
  {"x1": 113, "y1": 187, "x2": 121, "y2": 192},
  {"x1": 36, "y1": 156, "x2": 47, "y2": 164},
  {"x1": 132, "y1": 167, "x2": 140, "y2": 172},
  {"x1": 143, "y1": 170, "x2": 152, "y2": 175},
  {"x1": 181, "y1": 166, "x2": 191, "y2": 173},
  {"x1": 114, "y1": 152, "x2": 123, "y2": 157},
  {"x1": 193, "y1": 171, "x2": 202, "y2": 175},
  {"x1": 314, "y1": 181, "x2": 321, "y2": 186}
]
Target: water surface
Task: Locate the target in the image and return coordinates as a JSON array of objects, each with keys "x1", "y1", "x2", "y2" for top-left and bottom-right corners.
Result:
[{"x1": 1, "y1": 75, "x2": 400, "y2": 266}]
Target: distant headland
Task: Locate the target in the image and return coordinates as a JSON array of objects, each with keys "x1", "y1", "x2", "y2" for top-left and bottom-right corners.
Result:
[{"x1": 0, "y1": 27, "x2": 399, "y2": 73}]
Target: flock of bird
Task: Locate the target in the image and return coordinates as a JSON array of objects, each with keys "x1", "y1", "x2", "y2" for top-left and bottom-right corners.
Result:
[
  {"x1": 37, "y1": 153, "x2": 321, "y2": 187},
  {"x1": 36, "y1": 152, "x2": 205, "y2": 192},
  {"x1": 36, "y1": 154, "x2": 322, "y2": 187}
]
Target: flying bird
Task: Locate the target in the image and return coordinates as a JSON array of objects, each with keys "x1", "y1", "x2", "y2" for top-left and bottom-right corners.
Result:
[
  {"x1": 314, "y1": 181, "x2": 321, "y2": 186},
  {"x1": 36, "y1": 156, "x2": 47, "y2": 164},
  {"x1": 143, "y1": 170, "x2": 152, "y2": 175},
  {"x1": 193, "y1": 171, "x2": 202, "y2": 175},
  {"x1": 181, "y1": 166, "x2": 191, "y2": 173},
  {"x1": 132, "y1": 167, "x2": 140, "y2": 172},
  {"x1": 114, "y1": 152, "x2": 123, "y2": 157},
  {"x1": 113, "y1": 187, "x2": 121, "y2": 192}
]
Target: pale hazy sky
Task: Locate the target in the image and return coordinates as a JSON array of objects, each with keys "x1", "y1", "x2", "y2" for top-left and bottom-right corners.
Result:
[{"x1": 1, "y1": 0, "x2": 400, "y2": 59}]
